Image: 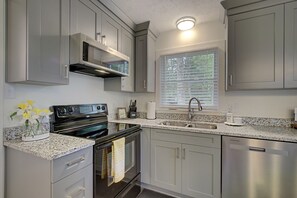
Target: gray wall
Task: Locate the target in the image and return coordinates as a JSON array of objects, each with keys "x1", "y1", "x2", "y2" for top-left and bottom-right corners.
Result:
[{"x1": 133, "y1": 21, "x2": 297, "y2": 119}]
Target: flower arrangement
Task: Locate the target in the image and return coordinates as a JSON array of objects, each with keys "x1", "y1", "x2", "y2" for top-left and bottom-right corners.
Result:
[{"x1": 10, "y1": 100, "x2": 52, "y2": 141}]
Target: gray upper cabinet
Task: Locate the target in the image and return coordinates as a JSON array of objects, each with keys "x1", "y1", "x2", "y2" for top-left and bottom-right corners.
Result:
[
  {"x1": 285, "y1": 1, "x2": 297, "y2": 88},
  {"x1": 70, "y1": 0, "x2": 99, "y2": 40},
  {"x1": 135, "y1": 23, "x2": 156, "y2": 93},
  {"x1": 104, "y1": 28, "x2": 135, "y2": 92},
  {"x1": 101, "y1": 12, "x2": 121, "y2": 51},
  {"x1": 227, "y1": 4, "x2": 284, "y2": 90},
  {"x1": 7, "y1": 0, "x2": 70, "y2": 85},
  {"x1": 71, "y1": 0, "x2": 121, "y2": 50}
]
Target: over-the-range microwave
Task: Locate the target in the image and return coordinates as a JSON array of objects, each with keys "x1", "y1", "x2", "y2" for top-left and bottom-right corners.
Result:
[{"x1": 70, "y1": 33, "x2": 129, "y2": 78}]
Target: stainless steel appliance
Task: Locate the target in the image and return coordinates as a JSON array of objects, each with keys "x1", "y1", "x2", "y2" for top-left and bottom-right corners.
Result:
[
  {"x1": 70, "y1": 33, "x2": 130, "y2": 78},
  {"x1": 51, "y1": 104, "x2": 141, "y2": 198},
  {"x1": 222, "y1": 136, "x2": 297, "y2": 198}
]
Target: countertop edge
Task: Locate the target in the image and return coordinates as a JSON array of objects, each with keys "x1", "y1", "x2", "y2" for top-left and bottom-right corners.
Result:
[
  {"x1": 110, "y1": 119, "x2": 297, "y2": 143},
  {"x1": 4, "y1": 134, "x2": 95, "y2": 160}
]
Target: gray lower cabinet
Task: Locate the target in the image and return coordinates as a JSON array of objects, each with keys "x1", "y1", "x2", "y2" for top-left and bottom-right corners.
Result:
[
  {"x1": 135, "y1": 33, "x2": 156, "y2": 92},
  {"x1": 52, "y1": 165, "x2": 92, "y2": 198},
  {"x1": 150, "y1": 129, "x2": 221, "y2": 198},
  {"x1": 151, "y1": 140, "x2": 182, "y2": 193},
  {"x1": 182, "y1": 144, "x2": 221, "y2": 198},
  {"x1": 6, "y1": 147, "x2": 93, "y2": 198},
  {"x1": 7, "y1": 0, "x2": 70, "y2": 85},
  {"x1": 141, "y1": 128, "x2": 151, "y2": 184},
  {"x1": 285, "y1": 1, "x2": 297, "y2": 88},
  {"x1": 104, "y1": 28, "x2": 135, "y2": 92},
  {"x1": 227, "y1": 4, "x2": 284, "y2": 90}
]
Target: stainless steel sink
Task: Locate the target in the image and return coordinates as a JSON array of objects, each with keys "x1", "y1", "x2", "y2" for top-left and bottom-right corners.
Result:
[{"x1": 159, "y1": 121, "x2": 217, "y2": 129}]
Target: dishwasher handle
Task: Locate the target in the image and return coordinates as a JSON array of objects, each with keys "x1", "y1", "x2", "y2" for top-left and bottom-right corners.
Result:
[{"x1": 249, "y1": 146, "x2": 266, "y2": 152}]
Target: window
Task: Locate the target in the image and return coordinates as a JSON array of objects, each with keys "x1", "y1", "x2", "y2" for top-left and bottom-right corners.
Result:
[{"x1": 159, "y1": 48, "x2": 218, "y2": 109}]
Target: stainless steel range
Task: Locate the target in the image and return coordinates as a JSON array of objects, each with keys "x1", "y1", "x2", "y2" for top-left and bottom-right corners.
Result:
[{"x1": 50, "y1": 104, "x2": 142, "y2": 198}]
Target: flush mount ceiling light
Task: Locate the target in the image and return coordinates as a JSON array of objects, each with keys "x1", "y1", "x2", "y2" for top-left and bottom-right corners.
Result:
[{"x1": 176, "y1": 17, "x2": 196, "y2": 31}]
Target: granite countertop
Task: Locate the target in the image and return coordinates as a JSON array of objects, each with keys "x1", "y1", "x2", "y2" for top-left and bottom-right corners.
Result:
[
  {"x1": 4, "y1": 133, "x2": 95, "y2": 160},
  {"x1": 109, "y1": 118, "x2": 297, "y2": 143}
]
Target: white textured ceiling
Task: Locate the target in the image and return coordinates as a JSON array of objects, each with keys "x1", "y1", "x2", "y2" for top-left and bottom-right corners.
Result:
[{"x1": 110, "y1": 0, "x2": 224, "y2": 33}]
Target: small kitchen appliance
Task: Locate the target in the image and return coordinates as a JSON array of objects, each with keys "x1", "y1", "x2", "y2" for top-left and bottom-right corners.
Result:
[
  {"x1": 50, "y1": 103, "x2": 141, "y2": 198},
  {"x1": 70, "y1": 33, "x2": 130, "y2": 78},
  {"x1": 128, "y1": 100, "x2": 137, "y2": 119}
]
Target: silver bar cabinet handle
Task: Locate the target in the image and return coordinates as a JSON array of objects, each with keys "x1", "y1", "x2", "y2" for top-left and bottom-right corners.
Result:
[
  {"x1": 182, "y1": 148, "x2": 186, "y2": 159},
  {"x1": 229, "y1": 74, "x2": 233, "y2": 86},
  {"x1": 176, "y1": 148, "x2": 180, "y2": 159},
  {"x1": 66, "y1": 156, "x2": 85, "y2": 167}
]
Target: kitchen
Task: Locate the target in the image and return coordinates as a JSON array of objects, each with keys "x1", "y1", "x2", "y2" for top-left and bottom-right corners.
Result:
[{"x1": 1, "y1": 0, "x2": 297, "y2": 197}]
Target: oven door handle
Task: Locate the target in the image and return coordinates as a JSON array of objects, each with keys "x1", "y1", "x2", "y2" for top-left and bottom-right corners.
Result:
[{"x1": 96, "y1": 130, "x2": 141, "y2": 150}]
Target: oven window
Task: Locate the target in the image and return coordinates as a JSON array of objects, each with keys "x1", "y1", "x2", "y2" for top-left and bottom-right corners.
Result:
[
  {"x1": 94, "y1": 132, "x2": 140, "y2": 198},
  {"x1": 125, "y1": 141, "x2": 135, "y2": 173}
]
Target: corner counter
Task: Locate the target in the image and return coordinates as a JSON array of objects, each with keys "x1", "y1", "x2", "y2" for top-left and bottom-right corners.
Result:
[
  {"x1": 4, "y1": 133, "x2": 95, "y2": 198},
  {"x1": 4, "y1": 133, "x2": 95, "y2": 160}
]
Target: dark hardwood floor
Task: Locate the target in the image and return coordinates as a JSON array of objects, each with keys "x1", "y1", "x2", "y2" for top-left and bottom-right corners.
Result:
[{"x1": 138, "y1": 189, "x2": 175, "y2": 198}]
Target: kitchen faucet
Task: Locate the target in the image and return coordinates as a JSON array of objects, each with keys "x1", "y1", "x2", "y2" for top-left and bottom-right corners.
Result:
[{"x1": 188, "y1": 97, "x2": 203, "y2": 120}]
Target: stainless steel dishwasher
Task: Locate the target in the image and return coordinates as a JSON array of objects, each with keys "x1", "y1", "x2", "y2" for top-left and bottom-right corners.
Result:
[{"x1": 222, "y1": 136, "x2": 297, "y2": 198}]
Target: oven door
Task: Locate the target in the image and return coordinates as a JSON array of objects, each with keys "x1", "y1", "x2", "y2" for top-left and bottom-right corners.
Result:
[{"x1": 94, "y1": 130, "x2": 141, "y2": 198}]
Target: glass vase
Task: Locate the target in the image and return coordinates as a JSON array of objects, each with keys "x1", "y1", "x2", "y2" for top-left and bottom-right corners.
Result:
[{"x1": 22, "y1": 121, "x2": 50, "y2": 141}]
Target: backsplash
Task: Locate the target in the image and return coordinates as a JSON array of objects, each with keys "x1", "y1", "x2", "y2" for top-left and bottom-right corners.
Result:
[{"x1": 4, "y1": 112, "x2": 294, "y2": 141}]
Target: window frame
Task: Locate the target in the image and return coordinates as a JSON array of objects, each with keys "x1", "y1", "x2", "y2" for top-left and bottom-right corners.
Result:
[{"x1": 156, "y1": 45, "x2": 220, "y2": 111}]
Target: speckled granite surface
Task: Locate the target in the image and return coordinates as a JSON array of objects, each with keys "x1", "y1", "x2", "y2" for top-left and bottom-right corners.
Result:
[
  {"x1": 109, "y1": 118, "x2": 297, "y2": 143},
  {"x1": 4, "y1": 126, "x2": 22, "y2": 141},
  {"x1": 136, "y1": 112, "x2": 293, "y2": 127},
  {"x1": 4, "y1": 133, "x2": 95, "y2": 160}
]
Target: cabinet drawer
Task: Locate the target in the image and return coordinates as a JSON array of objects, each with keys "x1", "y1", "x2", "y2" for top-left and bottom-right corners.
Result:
[
  {"x1": 52, "y1": 147, "x2": 93, "y2": 183},
  {"x1": 151, "y1": 129, "x2": 221, "y2": 148},
  {"x1": 52, "y1": 164, "x2": 93, "y2": 198}
]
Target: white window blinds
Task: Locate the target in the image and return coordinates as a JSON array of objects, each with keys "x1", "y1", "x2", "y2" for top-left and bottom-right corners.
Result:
[{"x1": 159, "y1": 48, "x2": 219, "y2": 109}]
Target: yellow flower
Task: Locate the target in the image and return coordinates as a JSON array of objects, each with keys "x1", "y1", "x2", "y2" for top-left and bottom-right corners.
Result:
[
  {"x1": 22, "y1": 112, "x2": 31, "y2": 120},
  {"x1": 26, "y1": 100, "x2": 34, "y2": 106},
  {"x1": 33, "y1": 108, "x2": 42, "y2": 115},
  {"x1": 18, "y1": 103, "x2": 28, "y2": 110}
]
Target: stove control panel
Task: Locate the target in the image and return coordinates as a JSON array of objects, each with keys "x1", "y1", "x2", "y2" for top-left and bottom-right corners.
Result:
[{"x1": 52, "y1": 104, "x2": 108, "y2": 117}]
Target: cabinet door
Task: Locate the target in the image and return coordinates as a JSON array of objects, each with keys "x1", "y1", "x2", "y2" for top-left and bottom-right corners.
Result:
[
  {"x1": 147, "y1": 34, "x2": 156, "y2": 92},
  {"x1": 101, "y1": 12, "x2": 121, "y2": 50},
  {"x1": 285, "y1": 1, "x2": 297, "y2": 88},
  {"x1": 135, "y1": 35, "x2": 148, "y2": 92},
  {"x1": 70, "y1": 0, "x2": 97, "y2": 39},
  {"x1": 151, "y1": 140, "x2": 181, "y2": 193},
  {"x1": 52, "y1": 164, "x2": 93, "y2": 198},
  {"x1": 27, "y1": 0, "x2": 69, "y2": 84},
  {"x1": 141, "y1": 128, "x2": 151, "y2": 184},
  {"x1": 121, "y1": 29, "x2": 135, "y2": 92},
  {"x1": 182, "y1": 144, "x2": 221, "y2": 198},
  {"x1": 228, "y1": 5, "x2": 284, "y2": 90}
]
